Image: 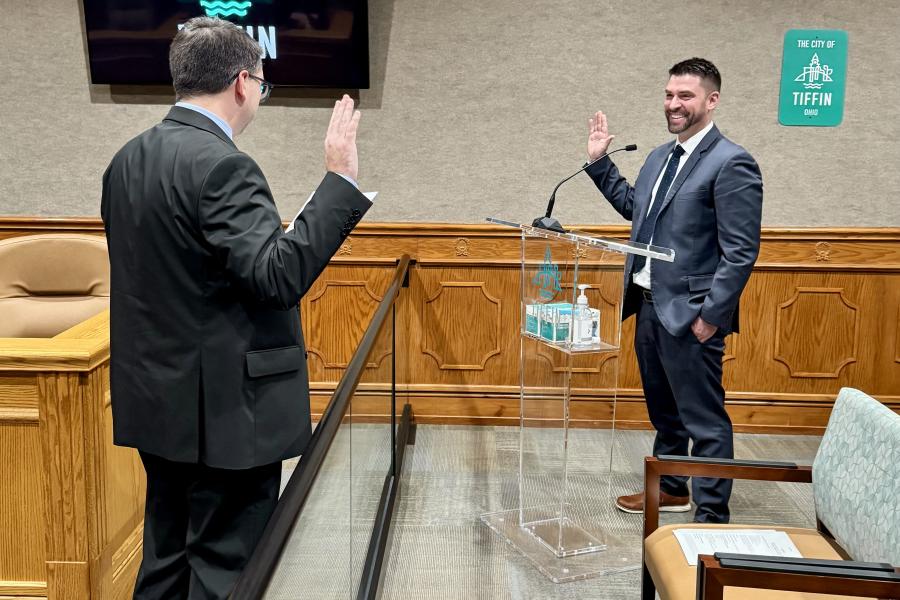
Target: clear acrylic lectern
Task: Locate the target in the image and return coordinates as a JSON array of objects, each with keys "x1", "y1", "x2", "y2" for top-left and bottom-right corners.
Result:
[{"x1": 481, "y1": 217, "x2": 675, "y2": 583}]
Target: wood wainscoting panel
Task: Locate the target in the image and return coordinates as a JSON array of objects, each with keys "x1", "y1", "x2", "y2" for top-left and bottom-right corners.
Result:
[
  {"x1": 422, "y1": 281, "x2": 501, "y2": 370},
  {"x1": 0, "y1": 580, "x2": 48, "y2": 597},
  {"x1": 0, "y1": 414, "x2": 47, "y2": 584},
  {"x1": 410, "y1": 265, "x2": 519, "y2": 386},
  {"x1": 46, "y1": 561, "x2": 90, "y2": 600},
  {"x1": 303, "y1": 264, "x2": 398, "y2": 383},
  {"x1": 895, "y1": 303, "x2": 900, "y2": 364},
  {"x1": 102, "y1": 523, "x2": 142, "y2": 600},
  {"x1": 2, "y1": 219, "x2": 899, "y2": 433},
  {"x1": 0, "y1": 374, "x2": 39, "y2": 415},
  {"x1": 728, "y1": 271, "x2": 900, "y2": 398},
  {"x1": 774, "y1": 287, "x2": 860, "y2": 378},
  {"x1": 307, "y1": 280, "x2": 385, "y2": 368},
  {"x1": 37, "y1": 373, "x2": 89, "y2": 563},
  {"x1": 1, "y1": 309, "x2": 144, "y2": 599},
  {"x1": 83, "y1": 365, "x2": 144, "y2": 600}
]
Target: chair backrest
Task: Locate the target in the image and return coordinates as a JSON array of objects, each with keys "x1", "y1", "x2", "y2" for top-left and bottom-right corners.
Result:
[
  {"x1": 812, "y1": 387, "x2": 900, "y2": 564},
  {"x1": 0, "y1": 233, "x2": 110, "y2": 337}
]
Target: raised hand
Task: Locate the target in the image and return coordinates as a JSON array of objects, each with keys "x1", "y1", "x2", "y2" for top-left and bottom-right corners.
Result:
[
  {"x1": 588, "y1": 111, "x2": 615, "y2": 161},
  {"x1": 324, "y1": 94, "x2": 361, "y2": 182}
]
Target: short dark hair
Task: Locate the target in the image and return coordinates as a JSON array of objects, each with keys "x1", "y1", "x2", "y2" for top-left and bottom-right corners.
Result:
[
  {"x1": 169, "y1": 17, "x2": 262, "y2": 101},
  {"x1": 669, "y1": 57, "x2": 721, "y2": 92}
]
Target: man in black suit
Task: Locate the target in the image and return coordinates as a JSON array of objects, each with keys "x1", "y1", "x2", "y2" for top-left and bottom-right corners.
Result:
[
  {"x1": 101, "y1": 17, "x2": 372, "y2": 599},
  {"x1": 585, "y1": 58, "x2": 762, "y2": 523}
]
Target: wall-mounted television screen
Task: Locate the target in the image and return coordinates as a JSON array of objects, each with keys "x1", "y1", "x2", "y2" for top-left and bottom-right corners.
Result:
[{"x1": 82, "y1": 0, "x2": 369, "y2": 88}]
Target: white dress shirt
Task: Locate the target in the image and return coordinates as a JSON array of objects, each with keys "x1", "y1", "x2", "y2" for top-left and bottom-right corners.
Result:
[{"x1": 633, "y1": 120, "x2": 715, "y2": 290}]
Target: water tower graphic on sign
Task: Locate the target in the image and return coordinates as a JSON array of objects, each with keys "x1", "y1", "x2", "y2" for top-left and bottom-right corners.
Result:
[
  {"x1": 794, "y1": 53, "x2": 834, "y2": 90},
  {"x1": 199, "y1": 1, "x2": 253, "y2": 18}
]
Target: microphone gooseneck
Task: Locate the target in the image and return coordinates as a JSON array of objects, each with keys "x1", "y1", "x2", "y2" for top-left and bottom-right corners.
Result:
[{"x1": 533, "y1": 144, "x2": 638, "y2": 233}]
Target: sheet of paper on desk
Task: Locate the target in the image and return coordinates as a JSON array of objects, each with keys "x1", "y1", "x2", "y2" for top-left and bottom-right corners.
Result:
[
  {"x1": 673, "y1": 529, "x2": 803, "y2": 567},
  {"x1": 285, "y1": 191, "x2": 378, "y2": 233}
]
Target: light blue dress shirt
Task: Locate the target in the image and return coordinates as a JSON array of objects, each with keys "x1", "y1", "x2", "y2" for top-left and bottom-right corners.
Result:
[{"x1": 175, "y1": 101, "x2": 233, "y2": 139}]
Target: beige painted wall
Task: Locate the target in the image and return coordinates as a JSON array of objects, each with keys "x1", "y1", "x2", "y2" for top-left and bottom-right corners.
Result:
[{"x1": 1, "y1": 0, "x2": 897, "y2": 226}]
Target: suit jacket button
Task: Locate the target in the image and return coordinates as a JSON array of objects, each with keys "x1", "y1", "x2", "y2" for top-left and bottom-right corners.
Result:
[{"x1": 352, "y1": 209, "x2": 361, "y2": 217}]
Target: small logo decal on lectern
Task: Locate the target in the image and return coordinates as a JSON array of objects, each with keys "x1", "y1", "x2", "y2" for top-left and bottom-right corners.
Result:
[{"x1": 532, "y1": 247, "x2": 561, "y2": 300}]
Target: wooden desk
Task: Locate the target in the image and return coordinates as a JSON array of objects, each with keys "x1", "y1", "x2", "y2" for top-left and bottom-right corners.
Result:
[{"x1": 0, "y1": 310, "x2": 143, "y2": 599}]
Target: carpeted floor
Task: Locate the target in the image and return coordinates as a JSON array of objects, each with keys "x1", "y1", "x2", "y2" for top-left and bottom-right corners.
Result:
[{"x1": 265, "y1": 424, "x2": 821, "y2": 599}]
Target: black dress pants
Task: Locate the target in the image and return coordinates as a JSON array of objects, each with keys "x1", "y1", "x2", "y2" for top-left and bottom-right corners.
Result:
[
  {"x1": 133, "y1": 452, "x2": 281, "y2": 600},
  {"x1": 633, "y1": 293, "x2": 733, "y2": 523}
]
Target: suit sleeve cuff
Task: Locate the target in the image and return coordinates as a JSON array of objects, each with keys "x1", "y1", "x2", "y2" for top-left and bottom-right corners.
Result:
[
  {"x1": 584, "y1": 156, "x2": 615, "y2": 186},
  {"x1": 699, "y1": 308, "x2": 730, "y2": 331},
  {"x1": 333, "y1": 172, "x2": 359, "y2": 190}
]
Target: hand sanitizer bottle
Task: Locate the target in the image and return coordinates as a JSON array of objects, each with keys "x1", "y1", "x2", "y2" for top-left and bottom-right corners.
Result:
[{"x1": 573, "y1": 284, "x2": 593, "y2": 346}]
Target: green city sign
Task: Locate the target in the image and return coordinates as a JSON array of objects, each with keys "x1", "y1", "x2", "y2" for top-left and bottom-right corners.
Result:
[{"x1": 778, "y1": 29, "x2": 848, "y2": 127}]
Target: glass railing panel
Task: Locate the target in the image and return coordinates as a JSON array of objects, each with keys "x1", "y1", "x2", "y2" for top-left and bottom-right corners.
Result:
[
  {"x1": 241, "y1": 256, "x2": 410, "y2": 600},
  {"x1": 349, "y1": 299, "x2": 396, "y2": 596},
  {"x1": 262, "y1": 421, "x2": 353, "y2": 600}
]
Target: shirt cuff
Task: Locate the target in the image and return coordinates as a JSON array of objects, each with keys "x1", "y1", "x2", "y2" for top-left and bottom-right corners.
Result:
[{"x1": 335, "y1": 172, "x2": 359, "y2": 189}]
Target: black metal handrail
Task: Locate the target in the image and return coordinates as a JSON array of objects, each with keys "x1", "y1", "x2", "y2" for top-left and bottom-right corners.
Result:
[{"x1": 231, "y1": 254, "x2": 412, "y2": 599}]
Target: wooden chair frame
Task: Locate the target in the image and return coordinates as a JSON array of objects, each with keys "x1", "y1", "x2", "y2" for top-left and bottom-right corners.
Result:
[{"x1": 641, "y1": 455, "x2": 900, "y2": 600}]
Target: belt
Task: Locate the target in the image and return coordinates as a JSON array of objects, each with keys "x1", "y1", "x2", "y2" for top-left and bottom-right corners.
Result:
[{"x1": 639, "y1": 288, "x2": 653, "y2": 303}]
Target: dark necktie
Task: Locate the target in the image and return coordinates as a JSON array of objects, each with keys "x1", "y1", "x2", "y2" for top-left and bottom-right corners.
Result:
[{"x1": 632, "y1": 144, "x2": 685, "y2": 273}]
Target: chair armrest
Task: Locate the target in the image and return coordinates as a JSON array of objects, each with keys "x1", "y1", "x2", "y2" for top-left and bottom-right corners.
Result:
[
  {"x1": 697, "y1": 553, "x2": 900, "y2": 599},
  {"x1": 657, "y1": 455, "x2": 802, "y2": 469},
  {"x1": 643, "y1": 456, "x2": 813, "y2": 538},
  {"x1": 713, "y1": 552, "x2": 895, "y2": 572}
]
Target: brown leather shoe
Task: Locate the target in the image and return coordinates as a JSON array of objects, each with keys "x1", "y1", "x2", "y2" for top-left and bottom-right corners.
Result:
[{"x1": 615, "y1": 490, "x2": 691, "y2": 514}]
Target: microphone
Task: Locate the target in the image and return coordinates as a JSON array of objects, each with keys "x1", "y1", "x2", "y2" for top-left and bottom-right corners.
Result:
[{"x1": 533, "y1": 144, "x2": 638, "y2": 233}]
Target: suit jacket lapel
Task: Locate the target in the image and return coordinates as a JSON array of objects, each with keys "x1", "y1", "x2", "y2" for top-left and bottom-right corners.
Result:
[
  {"x1": 656, "y1": 125, "x2": 722, "y2": 214},
  {"x1": 632, "y1": 144, "x2": 674, "y2": 235}
]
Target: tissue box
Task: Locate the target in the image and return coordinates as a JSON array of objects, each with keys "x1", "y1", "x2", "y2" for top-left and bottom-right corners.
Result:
[
  {"x1": 539, "y1": 302, "x2": 573, "y2": 343},
  {"x1": 525, "y1": 304, "x2": 539, "y2": 335}
]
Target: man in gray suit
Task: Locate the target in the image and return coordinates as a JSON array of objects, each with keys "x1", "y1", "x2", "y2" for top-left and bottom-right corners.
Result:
[
  {"x1": 585, "y1": 58, "x2": 762, "y2": 523},
  {"x1": 101, "y1": 17, "x2": 372, "y2": 599}
]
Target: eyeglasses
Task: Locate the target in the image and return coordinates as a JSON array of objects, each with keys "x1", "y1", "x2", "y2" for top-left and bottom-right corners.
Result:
[
  {"x1": 248, "y1": 74, "x2": 274, "y2": 102},
  {"x1": 231, "y1": 72, "x2": 274, "y2": 103}
]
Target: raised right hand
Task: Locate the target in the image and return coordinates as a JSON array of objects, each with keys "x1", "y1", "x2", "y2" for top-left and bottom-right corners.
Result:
[
  {"x1": 588, "y1": 111, "x2": 615, "y2": 161},
  {"x1": 325, "y1": 94, "x2": 361, "y2": 182}
]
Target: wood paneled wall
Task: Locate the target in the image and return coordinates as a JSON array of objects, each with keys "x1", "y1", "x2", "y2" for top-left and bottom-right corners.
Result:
[{"x1": 2, "y1": 218, "x2": 898, "y2": 435}]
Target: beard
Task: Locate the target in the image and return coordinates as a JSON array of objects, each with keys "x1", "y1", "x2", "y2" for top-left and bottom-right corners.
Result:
[{"x1": 666, "y1": 110, "x2": 696, "y2": 134}]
